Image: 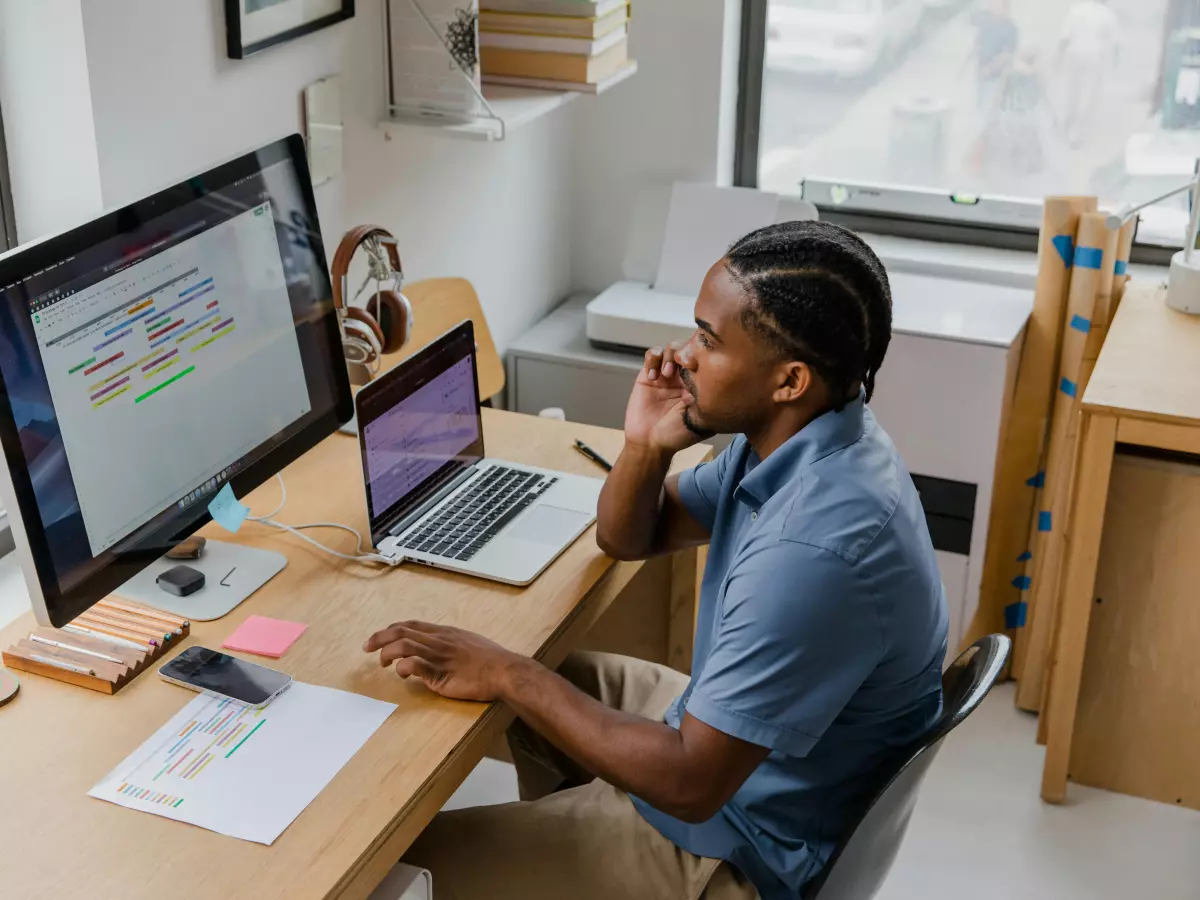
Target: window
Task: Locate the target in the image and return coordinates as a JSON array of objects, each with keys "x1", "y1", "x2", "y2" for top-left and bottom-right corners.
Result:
[{"x1": 737, "y1": 0, "x2": 1200, "y2": 254}]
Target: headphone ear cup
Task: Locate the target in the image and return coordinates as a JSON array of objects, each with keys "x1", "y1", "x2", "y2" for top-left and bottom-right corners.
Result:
[
  {"x1": 342, "y1": 317, "x2": 382, "y2": 365},
  {"x1": 344, "y1": 306, "x2": 385, "y2": 349},
  {"x1": 373, "y1": 290, "x2": 413, "y2": 354}
]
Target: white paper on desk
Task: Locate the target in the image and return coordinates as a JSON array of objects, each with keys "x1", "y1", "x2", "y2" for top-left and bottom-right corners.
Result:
[
  {"x1": 88, "y1": 682, "x2": 396, "y2": 844},
  {"x1": 654, "y1": 183, "x2": 781, "y2": 297}
]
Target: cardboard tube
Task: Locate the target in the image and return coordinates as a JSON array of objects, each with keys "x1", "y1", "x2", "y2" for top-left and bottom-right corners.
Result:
[
  {"x1": 986, "y1": 197, "x2": 1096, "y2": 675},
  {"x1": 1111, "y1": 216, "x2": 1138, "y2": 308},
  {"x1": 1015, "y1": 210, "x2": 1114, "y2": 710}
]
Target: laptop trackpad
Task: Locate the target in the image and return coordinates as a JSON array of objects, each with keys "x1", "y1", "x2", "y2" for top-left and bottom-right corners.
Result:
[{"x1": 508, "y1": 506, "x2": 590, "y2": 544}]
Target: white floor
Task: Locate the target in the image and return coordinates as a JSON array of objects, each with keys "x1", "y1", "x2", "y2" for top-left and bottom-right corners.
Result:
[{"x1": 425, "y1": 683, "x2": 1200, "y2": 900}]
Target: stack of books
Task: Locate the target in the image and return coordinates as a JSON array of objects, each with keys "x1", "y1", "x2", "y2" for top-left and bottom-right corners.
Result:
[{"x1": 479, "y1": 0, "x2": 633, "y2": 93}]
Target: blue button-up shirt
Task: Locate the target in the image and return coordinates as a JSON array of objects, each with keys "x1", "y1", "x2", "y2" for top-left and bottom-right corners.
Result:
[{"x1": 632, "y1": 393, "x2": 948, "y2": 899}]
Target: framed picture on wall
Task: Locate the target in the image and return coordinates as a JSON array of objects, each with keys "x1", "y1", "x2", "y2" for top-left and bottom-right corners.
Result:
[{"x1": 226, "y1": 0, "x2": 355, "y2": 59}]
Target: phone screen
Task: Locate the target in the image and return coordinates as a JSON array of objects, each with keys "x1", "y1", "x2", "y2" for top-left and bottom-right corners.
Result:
[{"x1": 160, "y1": 647, "x2": 291, "y2": 706}]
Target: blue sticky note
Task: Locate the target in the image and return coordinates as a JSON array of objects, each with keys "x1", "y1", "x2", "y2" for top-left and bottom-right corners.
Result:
[
  {"x1": 1005, "y1": 601, "x2": 1028, "y2": 629},
  {"x1": 1017, "y1": 551, "x2": 1033, "y2": 562},
  {"x1": 1012, "y1": 575, "x2": 1032, "y2": 590},
  {"x1": 208, "y1": 483, "x2": 249, "y2": 533},
  {"x1": 1038, "y1": 510, "x2": 1053, "y2": 532}
]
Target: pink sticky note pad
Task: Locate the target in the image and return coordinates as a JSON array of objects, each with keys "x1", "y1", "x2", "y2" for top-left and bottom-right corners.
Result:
[{"x1": 221, "y1": 615, "x2": 308, "y2": 658}]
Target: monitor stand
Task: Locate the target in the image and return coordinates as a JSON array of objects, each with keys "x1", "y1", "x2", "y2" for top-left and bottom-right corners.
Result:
[
  {"x1": 112, "y1": 540, "x2": 288, "y2": 621},
  {"x1": 338, "y1": 409, "x2": 358, "y2": 436}
]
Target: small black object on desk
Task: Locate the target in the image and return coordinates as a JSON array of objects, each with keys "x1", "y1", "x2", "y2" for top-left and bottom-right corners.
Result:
[{"x1": 157, "y1": 565, "x2": 206, "y2": 597}]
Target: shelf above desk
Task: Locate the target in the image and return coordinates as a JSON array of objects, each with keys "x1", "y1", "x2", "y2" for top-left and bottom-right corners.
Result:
[{"x1": 379, "y1": 63, "x2": 638, "y2": 142}]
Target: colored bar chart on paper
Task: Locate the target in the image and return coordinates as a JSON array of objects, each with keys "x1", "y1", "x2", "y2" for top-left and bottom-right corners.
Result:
[{"x1": 88, "y1": 683, "x2": 396, "y2": 845}]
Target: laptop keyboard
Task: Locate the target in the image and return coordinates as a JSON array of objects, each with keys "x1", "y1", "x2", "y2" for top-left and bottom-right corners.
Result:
[{"x1": 395, "y1": 466, "x2": 558, "y2": 562}]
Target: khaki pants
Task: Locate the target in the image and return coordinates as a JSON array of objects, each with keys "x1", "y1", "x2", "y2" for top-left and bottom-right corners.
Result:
[{"x1": 402, "y1": 651, "x2": 760, "y2": 900}]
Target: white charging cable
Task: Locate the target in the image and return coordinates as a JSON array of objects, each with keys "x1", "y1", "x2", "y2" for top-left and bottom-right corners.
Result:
[{"x1": 247, "y1": 474, "x2": 400, "y2": 567}]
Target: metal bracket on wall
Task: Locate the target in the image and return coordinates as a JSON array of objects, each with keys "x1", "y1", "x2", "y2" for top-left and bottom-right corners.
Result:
[{"x1": 380, "y1": 0, "x2": 506, "y2": 141}]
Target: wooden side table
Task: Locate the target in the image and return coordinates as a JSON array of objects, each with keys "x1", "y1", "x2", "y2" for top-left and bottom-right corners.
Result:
[{"x1": 1041, "y1": 282, "x2": 1200, "y2": 802}]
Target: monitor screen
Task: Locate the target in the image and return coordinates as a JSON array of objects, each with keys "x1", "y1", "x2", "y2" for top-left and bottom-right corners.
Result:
[
  {"x1": 0, "y1": 135, "x2": 352, "y2": 626},
  {"x1": 357, "y1": 322, "x2": 482, "y2": 537}
]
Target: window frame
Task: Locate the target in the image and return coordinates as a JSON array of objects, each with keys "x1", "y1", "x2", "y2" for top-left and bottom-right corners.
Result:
[{"x1": 733, "y1": 0, "x2": 1175, "y2": 266}]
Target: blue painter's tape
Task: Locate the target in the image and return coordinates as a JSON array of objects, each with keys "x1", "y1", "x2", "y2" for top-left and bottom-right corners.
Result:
[
  {"x1": 1005, "y1": 601, "x2": 1028, "y2": 629},
  {"x1": 1026, "y1": 470, "x2": 1045, "y2": 488},
  {"x1": 1114, "y1": 260, "x2": 1128, "y2": 276},
  {"x1": 1017, "y1": 551, "x2": 1033, "y2": 562},
  {"x1": 1012, "y1": 575, "x2": 1032, "y2": 590},
  {"x1": 1070, "y1": 314, "x2": 1091, "y2": 333},
  {"x1": 1074, "y1": 246, "x2": 1103, "y2": 269},
  {"x1": 1060, "y1": 377, "x2": 1078, "y2": 398},
  {"x1": 1038, "y1": 510, "x2": 1052, "y2": 532},
  {"x1": 1052, "y1": 234, "x2": 1074, "y2": 267}
]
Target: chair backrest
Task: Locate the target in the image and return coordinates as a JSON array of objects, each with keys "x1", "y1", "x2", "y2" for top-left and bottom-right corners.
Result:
[
  {"x1": 378, "y1": 277, "x2": 505, "y2": 402},
  {"x1": 803, "y1": 634, "x2": 1011, "y2": 900}
]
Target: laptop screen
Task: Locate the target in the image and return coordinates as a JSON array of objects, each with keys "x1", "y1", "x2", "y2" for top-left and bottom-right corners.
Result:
[{"x1": 356, "y1": 321, "x2": 483, "y2": 535}]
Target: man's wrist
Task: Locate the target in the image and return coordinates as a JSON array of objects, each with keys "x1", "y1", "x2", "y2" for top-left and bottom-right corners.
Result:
[
  {"x1": 619, "y1": 440, "x2": 675, "y2": 473},
  {"x1": 496, "y1": 654, "x2": 541, "y2": 705}
]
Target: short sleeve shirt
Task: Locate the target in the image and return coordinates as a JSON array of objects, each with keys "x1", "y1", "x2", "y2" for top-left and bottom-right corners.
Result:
[{"x1": 631, "y1": 393, "x2": 948, "y2": 899}]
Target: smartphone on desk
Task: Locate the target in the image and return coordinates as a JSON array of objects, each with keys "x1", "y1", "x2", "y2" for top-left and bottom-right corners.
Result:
[{"x1": 159, "y1": 646, "x2": 292, "y2": 708}]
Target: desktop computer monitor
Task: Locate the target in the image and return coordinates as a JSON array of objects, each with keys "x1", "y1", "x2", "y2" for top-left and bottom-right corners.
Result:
[{"x1": 0, "y1": 134, "x2": 352, "y2": 627}]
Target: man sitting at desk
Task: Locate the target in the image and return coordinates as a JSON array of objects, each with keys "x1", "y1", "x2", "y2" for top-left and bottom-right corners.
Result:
[{"x1": 364, "y1": 220, "x2": 948, "y2": 899}]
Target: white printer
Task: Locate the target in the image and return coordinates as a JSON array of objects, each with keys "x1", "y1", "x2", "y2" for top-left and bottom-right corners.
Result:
[{"x1": 586, "y1": 183, "x2": 817, "y2": 352}]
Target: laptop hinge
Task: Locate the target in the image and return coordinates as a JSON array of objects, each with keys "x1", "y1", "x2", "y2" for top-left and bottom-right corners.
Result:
[{"x1": 386, "y1": 466, "x2": 478, "y2": 538}]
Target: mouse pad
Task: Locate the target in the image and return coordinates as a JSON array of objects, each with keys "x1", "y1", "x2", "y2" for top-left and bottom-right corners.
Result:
[{"x1": 507, "y1": 506, "x2": 591, "y2": 545}]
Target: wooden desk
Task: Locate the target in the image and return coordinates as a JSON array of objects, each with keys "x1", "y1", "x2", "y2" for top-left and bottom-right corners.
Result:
[
  {"x1": 1041, "y1": 283, "x2": 1200, "y2": 802},
  {"x1": 0, "y1": 409, "x2": 710, "y2": 900}
]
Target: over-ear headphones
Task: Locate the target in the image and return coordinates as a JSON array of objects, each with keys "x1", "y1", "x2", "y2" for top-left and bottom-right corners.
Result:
[{"x1": 331, "y1": 225, "x2": 414, "y2": 384}]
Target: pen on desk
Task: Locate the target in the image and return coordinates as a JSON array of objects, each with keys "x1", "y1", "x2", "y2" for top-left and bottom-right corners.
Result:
[
  {"x1": 29, "y1": 652, "x2": 94, "y2": 677},
  {"x1": 29, "y1": 634, "x2": 124, "y2": 665},
  {"x1": 573, "y1": 439, "x2": 613, "y2": 473},
  {"x1": 63, "y1": 624, "x2": 151, "y2": 651}
]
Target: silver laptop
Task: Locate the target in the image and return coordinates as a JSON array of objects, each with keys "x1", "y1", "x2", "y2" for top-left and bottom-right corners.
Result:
[{"x1": 356, "y1": 321, "x2": 603, "y2": 585}]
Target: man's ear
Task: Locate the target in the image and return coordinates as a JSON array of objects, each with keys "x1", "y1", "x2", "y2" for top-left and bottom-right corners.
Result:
[{"x1": 773, "y1": 361, "x2": 812, "y2": 403}]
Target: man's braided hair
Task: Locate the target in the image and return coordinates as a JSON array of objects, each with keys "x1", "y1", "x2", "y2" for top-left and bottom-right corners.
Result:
[{"x1": 725, "y1": 221, "x2": 892, "y2": 410}]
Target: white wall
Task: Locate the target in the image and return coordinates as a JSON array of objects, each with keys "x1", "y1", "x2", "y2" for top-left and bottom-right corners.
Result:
[
  {"x1": 0, "y1": 0, "x2": 104, "y2": 242},
  {"x1": 73, "y1": 0, "x2": 572, "y2": 353},
  {"x1": 3, "y1": 0, "x2": 736, "y2": 347},
  {"x1": 569, "y1": 0, "x2": 742, "y2": 292}
]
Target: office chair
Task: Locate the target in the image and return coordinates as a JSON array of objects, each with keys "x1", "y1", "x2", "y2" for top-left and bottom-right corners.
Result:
[{"x1": 802, "y1": 634, "x2": 1011, "y2": 900}]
